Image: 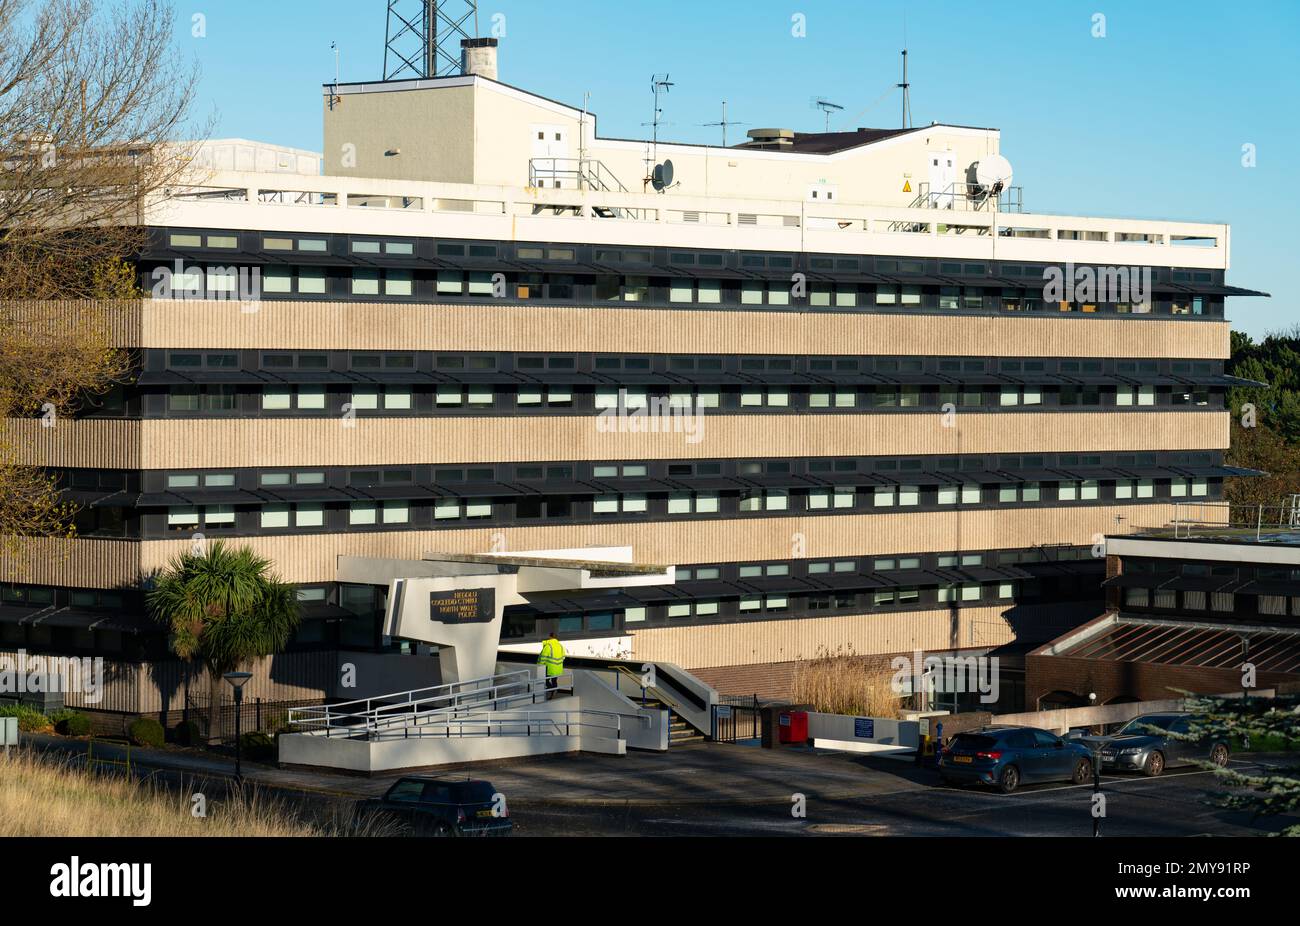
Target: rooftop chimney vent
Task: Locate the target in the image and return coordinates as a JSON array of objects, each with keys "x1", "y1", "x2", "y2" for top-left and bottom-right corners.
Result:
[{"x1": 461, "y1": 37, "x2": 498, "y2": 80}]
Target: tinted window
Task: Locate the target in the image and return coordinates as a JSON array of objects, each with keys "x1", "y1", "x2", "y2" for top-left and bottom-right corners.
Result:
[
  {"x1": 950, "y1": 734, "x2": 997, "y2": 752},
  {"x1": 422, "y1": 783, "x2": 454, "y2": 804},
  {"x1": 386, "y1": 780, "x2": 425, "y2": 802},
  {"x1": 1005, "y1": 731, "x2": 1036, "y2": 750},
  {"x1": 1031, "y1": 730, "x2": 1059, "y2": 748},
  {"x1": 1118, "y1": 714, "x2": 1178, "y2": 735},
  {"x1": 449, "y1": 781, "x2": 497, "y2": 803}
]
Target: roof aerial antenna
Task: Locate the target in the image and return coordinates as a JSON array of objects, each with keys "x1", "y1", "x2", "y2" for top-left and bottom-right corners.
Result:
[
  {"x1": 328, "y1": 41, "x2": 341, "y2": 111},
  {"x1": 812, "y1": 97, "x2": 844, "y2": 132},
  {"x1": 702, "y1": 100, "x2": 746, "y2": 148},
  {"x1": 898, "y1": 49, "x2": 912, "y2": 129},
  {"x1": 643, "y1": 74, "x2": 674, "y2": 190}
]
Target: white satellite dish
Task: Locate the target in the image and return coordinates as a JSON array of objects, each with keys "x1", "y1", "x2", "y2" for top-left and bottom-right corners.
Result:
[{"x1": 972, "y1": 154, "x2": 1013, "y2": 193}]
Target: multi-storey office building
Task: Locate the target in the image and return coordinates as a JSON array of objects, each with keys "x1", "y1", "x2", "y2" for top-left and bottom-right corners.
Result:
[{"x1": 3, "y1": 40, "x2": 1265, "y2": 708}]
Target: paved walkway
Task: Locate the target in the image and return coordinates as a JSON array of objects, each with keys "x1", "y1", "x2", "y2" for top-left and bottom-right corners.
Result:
[{"x1": 25, "y1": 733, "x2": 932, "y2": 806}]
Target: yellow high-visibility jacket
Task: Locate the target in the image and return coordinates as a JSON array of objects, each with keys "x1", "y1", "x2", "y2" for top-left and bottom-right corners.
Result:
[{"x1": 537, "y1": 637, "x2": 565, "y2": 676}]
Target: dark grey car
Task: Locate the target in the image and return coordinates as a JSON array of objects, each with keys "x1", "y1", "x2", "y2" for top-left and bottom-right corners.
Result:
[{"x1": 1080, "y1": 712, "x2": 1230, "y2": 777}]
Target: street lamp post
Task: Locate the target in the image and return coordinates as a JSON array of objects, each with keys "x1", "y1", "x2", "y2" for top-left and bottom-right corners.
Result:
[
  {"x1": 223, "y1": 671, "x2": 253, "y2": 783},
  {"x1": 1088, "y1": 692, "x2": 1103, "y2": 837}
]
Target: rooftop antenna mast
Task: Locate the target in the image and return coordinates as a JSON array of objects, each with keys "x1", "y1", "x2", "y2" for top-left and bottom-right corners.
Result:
[
  {"x1": 649, "y1": 74, "x2": 674, "y2": 155},
  {"x1": 813, "y1": 98, "x2": 844, "y2": 132},
  {"x1": 898, "y1": 49, "x2": 912, "y2": 129},
  {"x1": 702, "y1": 100, "x2": 746, "y2": 147},
  {"x1": 641, "y1": 74, "x2": 674, "y2": 188},
  {"x1": 384, "y1": 0, "x2": 479, "y2": 81},
  {"x1": 328, "y1": 41, "x2": 340, "y2": 110}
]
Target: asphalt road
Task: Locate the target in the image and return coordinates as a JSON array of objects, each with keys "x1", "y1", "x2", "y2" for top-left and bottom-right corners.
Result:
[{"x1": 509, "y1": 758, "x2": 1294, "y2": 837}]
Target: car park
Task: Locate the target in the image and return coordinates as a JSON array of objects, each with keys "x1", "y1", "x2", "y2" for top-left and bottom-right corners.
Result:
[{"x1": 938, "y1": 726, "x2": 1093, "y2": 794}]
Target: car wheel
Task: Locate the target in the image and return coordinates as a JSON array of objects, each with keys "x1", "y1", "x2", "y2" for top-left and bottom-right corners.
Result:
[
  {"x1": 1072, "y1": 758, "x2": 1092, "y2": 785},
  {"x1": 997, "y1": 765, "x2": 1020, "y2": 794},
  {"x1": 1209, "y1": 744, "x2": 1230, "y2": 767},
  {"x1": 1142, "y1": 751, "x2": 1165, "y2": 777}
]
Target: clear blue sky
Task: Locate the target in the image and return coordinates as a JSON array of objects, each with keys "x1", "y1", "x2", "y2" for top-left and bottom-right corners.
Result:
[{"x1": 169, "y1": 0, "x2": 1297, "y2": 338}]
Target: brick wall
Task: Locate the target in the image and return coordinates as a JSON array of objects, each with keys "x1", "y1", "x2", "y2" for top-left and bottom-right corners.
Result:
[{"x1": 1026, "y1": 653, "x2": 1298, "y2": 706}]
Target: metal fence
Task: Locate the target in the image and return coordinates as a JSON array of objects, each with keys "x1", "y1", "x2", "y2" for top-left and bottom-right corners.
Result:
[
  {"x1": 711, "y1": 694, "x2": 761, "y2": 743},
  {"x1": 186, "y1": 693, "x2": 324, "y2": 746}
]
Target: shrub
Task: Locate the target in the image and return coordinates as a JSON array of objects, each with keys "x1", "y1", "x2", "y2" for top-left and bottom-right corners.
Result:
[
  {"x1": 52, "y1": 710, "x2": 92, "y2": 737},
  {"x1": 239, "y1": 731, "x2": 275, "y2": 761},
  {"x1": 127, "y1": 717, "x2": 165, "y2": 748},
  {"x1": 172, "y1": 719, "x2": 203, "y2": 746},
  {"x1": 0, "y1": 703, "x2": 53, "y2": 733}
]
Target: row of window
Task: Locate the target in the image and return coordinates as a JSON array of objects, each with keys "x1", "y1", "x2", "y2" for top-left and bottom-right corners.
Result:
[
  {"x1": 148, "y1": 262, "x2": 1224, "y2": 317},
  {"x1": 155, "y1": 479, "x2": 1214, "y2": 535},
  {"x1": 160, "y1": 230, "x2": 1223, "y2": 287},
  {"x1": 147, "y1": 453, "x2": 1219, "y2": 492},
  {"x1": 155, "y1": 349, "x2": 1223, "y2": 379},
  {"x1": 1123, "y1": 587, "x2": 1300, "y2": 618},
  {"x1": 158, "y1": 383, "x2": 1216, "y2": 415}
]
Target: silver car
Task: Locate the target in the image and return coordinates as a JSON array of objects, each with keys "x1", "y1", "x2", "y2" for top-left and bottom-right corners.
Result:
[{"x1": 1079, "y1": 712, "x2": 1230, "y2": 777}]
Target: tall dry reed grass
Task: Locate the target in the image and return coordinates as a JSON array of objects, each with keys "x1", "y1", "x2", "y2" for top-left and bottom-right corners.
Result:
[
  {"x1": 0, "y1": 748, "x2": 388, "y2": 837},
  {"x1": 790, "y1": 647, "x2": 902, "y2": 717}
]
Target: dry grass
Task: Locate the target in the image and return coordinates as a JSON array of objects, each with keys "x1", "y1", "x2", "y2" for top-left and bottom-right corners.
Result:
[
  {"x1": 791, "y1": 647, "x2": 903, "y2": 718},
  {"x1": 0, "y1": 749, "x2": 379, "y2": 837}
]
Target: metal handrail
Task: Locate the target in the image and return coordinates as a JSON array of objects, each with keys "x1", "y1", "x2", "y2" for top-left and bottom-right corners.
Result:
[
  {"x1": 608, "y1": 665, "x2": 680, "y2": 710},
  {"x1": 293, "y1": 668, "x2": 530, "y2": 717},
  {"x1": 371, "y1": 707, "x2": 649, "y2": 742},
  {"x1": 911, "y1": 180, "x2": 1024, "y2": 213},
  {"x1": 288, "y1": 669, "x2": 542, "y2": 735},
  {"x1": 1164, "y1": 501, "x2": 1300, "y2": 541},
  {"x1": 359, "y1": 674, "x2": 573, "y2": 736},
  {"x1": 294, "y1": 675, "x2": 568, "y2": 738}
]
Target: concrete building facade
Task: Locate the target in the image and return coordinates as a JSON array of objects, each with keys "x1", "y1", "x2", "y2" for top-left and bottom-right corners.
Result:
[{"x1": 1, "y1": 39, "x2": 1266, "y2": 716}]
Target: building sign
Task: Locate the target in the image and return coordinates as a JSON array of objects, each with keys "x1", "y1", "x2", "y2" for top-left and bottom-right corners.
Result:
[
  {"x1": 854, "y1": 717, "x2": 875, "y2": 739},
  {"x1": 429, "y1": 588, "x2": 494, "y2": 624}
]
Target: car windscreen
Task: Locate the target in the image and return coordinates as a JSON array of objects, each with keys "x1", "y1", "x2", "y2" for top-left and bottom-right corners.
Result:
[
  {"x1": 1117, "y1": 715, "x2": 1178, "y2": 735},
  {"x1": 949, "y1": 734, "x2": 998, "y2": 752}
]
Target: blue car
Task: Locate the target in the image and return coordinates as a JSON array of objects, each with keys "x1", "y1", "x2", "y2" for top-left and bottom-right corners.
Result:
[{"x1": 938, "y1": 726, "x2": 1094, "y2": 793}]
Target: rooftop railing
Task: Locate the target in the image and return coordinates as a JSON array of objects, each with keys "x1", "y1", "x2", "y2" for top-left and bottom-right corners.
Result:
[
  {"x1": 1143, "y1": 498, "x2": 1300, "y2": 542},
  {"x1": 153, "y1": 168, "x2": 1228, "y2": 267}
]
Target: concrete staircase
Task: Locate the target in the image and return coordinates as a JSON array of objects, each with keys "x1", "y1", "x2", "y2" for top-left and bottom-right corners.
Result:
[{"x1": 631, "y1": 695, "x2": 703, "y2": 745}]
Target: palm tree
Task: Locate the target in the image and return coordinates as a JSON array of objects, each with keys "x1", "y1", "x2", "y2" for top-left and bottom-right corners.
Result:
[{"x1": 147, "y1": 541, "x2": 300, "y2": 744}]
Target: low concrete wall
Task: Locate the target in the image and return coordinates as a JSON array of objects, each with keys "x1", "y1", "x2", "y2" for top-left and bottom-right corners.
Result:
[
  {"x1": 807, "y1": 712, "x2": 920, "y2": 750},
  {"x1": 991, "y1": 690, "x2": 1274, "y2": 735},
  {"x1": 573, "y1": 670, "x2": 668, "y2": 751},
  {"x1": 280, "y1": 727, "x2": 587, "y2": 773},
  {"x1": 279, "y1": 692, "x2": 631, "y2": 772}
]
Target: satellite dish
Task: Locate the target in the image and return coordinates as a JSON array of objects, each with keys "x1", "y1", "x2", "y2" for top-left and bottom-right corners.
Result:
[
  {"x1": 652, "y1": 159, "x2": 675, "y2": 191},
  {"x1": 972, "y1": 154, "x2": 1013, "y2": 193}
]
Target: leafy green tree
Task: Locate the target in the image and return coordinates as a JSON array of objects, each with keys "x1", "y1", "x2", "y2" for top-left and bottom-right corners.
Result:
[
  {"x1": 1184, "y1": 693, "x2": 1300, "y2": 836},
  {"x1": 1225, "y1": 326, "x2": 1300, "y2": 507},
  {"x1": 147, "y1": 542, "x2": 300, "y2": 744}
]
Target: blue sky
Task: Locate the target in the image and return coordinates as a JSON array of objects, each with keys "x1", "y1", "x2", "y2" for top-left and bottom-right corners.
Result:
[{"x1": 171, "y1": 0, "x2": 1297, "y2": 337}]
